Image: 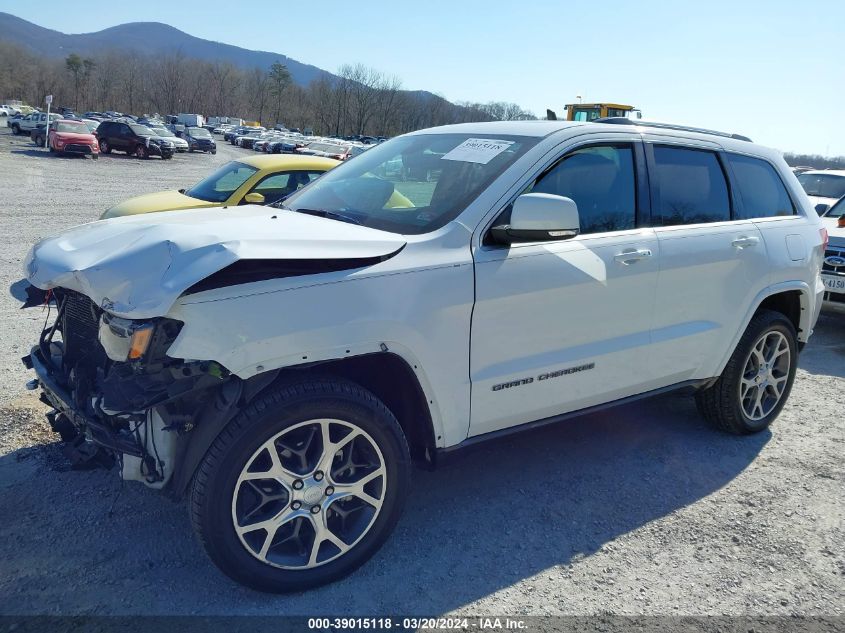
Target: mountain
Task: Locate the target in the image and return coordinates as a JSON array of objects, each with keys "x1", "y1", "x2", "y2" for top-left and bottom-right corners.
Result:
[{"x1": 0, "y1": 12, "x2": 334, "y2": 86}]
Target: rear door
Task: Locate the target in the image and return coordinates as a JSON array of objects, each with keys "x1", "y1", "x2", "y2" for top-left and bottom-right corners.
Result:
[
  {"x1": 469, "y1": 139, "x2": 662, "y2": 436},
  {"x1": 644, "y1": 138, "x2": 771, "y2": 381}
]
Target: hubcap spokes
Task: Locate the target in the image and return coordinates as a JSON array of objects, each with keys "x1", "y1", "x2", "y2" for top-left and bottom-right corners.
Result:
[
  {"x1": 231, "y1": 419, "x2": 386, "y2": 569},
  {"x1": 739, "y1": 331, "x2": 790, "y2": 421}
]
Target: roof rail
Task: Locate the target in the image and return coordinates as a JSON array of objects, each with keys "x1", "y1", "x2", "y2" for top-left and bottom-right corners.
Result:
[{"x1": 594, "y1": 117, "x2": 752, "y2": 142}]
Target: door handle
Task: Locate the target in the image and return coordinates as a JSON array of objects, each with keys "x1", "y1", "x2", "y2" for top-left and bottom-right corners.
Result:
[
  {"x1": 732, "y1": 236, "x2": 760, "y2": 249},
  {"x1": 614, "y1": 249, "x2": 653, "y2": 265}
]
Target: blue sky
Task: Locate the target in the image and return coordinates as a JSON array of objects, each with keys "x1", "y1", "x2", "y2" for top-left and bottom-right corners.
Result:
[{"x1": 2, "y1": 0, "x2": 843, "y2": 155}]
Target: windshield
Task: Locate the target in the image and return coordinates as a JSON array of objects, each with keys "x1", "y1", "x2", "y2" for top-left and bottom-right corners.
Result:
[
  {"x1": 797, "y1": 173, "x2": 845, "y2": 199},
  {"x1": 129, "y1": 124, "x2": 154, "y2": 136},
  {"x1": 282, "y1": 133, "x2": 538, "y2": 234},
  {"x1": 152, "y1": 127, "x2": 175, "y2": 137},
  {"x1": 190, "y1": 128, "x2": 212, "y2": 137},
  {"x1": 185, "y1": 161, "x2": 258, "y2": 202},
  {"x1": 56, "y1": 122, "x2": 89, "y2": 133}
]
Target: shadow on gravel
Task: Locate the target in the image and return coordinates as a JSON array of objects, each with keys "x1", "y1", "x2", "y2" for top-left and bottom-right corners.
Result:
[
  {"x1": 798, "y1": 314, "x2": 845, "y2": 379},
  {"x1": 9, "y1": 149, "x2": 50, "y2": 158},
  {"x1": 0, "y1": 392, "x2": 768, "y2": 615}
]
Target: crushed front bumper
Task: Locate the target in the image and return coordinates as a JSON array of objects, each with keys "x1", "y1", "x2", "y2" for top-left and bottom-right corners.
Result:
[{"x1": 24, "y1": 346, "x2": 146, "y2": 458}]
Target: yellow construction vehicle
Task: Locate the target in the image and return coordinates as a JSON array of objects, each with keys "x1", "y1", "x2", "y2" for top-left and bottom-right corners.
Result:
[{"x1": 546, "y1": 103, "x2": 641, "y2": 122}]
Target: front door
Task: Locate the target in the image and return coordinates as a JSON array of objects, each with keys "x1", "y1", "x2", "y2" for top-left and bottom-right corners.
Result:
[{"x1": 469, "y1": 141, "x2": 661, "y2": 436}]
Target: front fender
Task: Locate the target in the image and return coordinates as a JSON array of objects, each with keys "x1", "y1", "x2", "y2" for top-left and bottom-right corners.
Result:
[{"x1": 165, "y1": 253, "x2": 475, "y2": 448}]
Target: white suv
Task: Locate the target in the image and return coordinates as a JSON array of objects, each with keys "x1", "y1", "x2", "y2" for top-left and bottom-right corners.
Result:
[{"x1": 21, "y1": 120, "x2": 826, "y2": 592}]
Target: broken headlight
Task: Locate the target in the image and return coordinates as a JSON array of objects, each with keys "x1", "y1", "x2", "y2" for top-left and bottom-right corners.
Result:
[{"x1": 98, "y1": 313, "x2": 155, "y2": 362}]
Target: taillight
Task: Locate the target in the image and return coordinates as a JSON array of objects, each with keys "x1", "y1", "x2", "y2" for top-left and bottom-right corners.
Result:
[{"x1": 820, "y1": 227, "x2": 829, "y2": 250}]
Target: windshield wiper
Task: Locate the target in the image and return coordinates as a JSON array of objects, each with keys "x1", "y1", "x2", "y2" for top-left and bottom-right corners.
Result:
[{"x1": 285, "y1": 207, "x2": 363, "y2": 226}]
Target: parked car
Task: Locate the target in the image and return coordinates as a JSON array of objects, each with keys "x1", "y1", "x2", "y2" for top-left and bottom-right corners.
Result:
[
  {"x1": 11, "y1": 111, "x2": 61, "y2": 135},
  {"x1": 296, "y1": 141, "x2": 359, "y2": 161},
  {"x1": 6, "y1": 112, "x2": 25, "y2": 128},
  {"x1": 81, "y1": 119, "x2": 101, "y2": 135},
  {"x1": 149, "y1": 126, "x2": 189, "y2": 152},
  {"x1": 266, "y1": 138, "x2": 306, "y2": 154},
  {"x1": 234, "y1": 131, "x2": 264, "y2": 149},
  {"x1": 225, "y1": 126, "x2": 264, "y2": 142},
  {"x1": 100, "y1": 155, "x2": 339, "y2": 218},
  {"x1": 819, "y1": 196, "x2": 845, "y2": 313},
  {"x1": 20, "y1": 120, "x2": 825, "y2": 593},
  {"x1": 184, "y1": 126, "x2": 217, "y2": 153},
  {"x1": 796, "y1": 169, "x2": 845, "y2": 215},
  {"x1": 96, "y1": 121, "x2": 175, "y2": 159},
  {"x1": 44, "y1": 119, "x2": 99, "y2": 158}
]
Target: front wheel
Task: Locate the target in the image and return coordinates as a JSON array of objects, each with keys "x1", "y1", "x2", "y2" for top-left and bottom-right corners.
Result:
[
  {"x1": 695, "y1": 309, "x2": 798, "y2": 434},
  {"x1": 99, "y1": 139, "x2": 111, "y2": 154},
  {"x1": 191, "y1": 378, "x2": 411, "y2": 592}
]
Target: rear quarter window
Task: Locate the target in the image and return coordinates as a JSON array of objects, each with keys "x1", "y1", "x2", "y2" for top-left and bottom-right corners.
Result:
[{"x1": 727, "y1": 154, "x2": 795, "y2": 219}]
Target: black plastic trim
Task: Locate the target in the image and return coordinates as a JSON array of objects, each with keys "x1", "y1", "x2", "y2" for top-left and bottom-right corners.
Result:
[
  {"x1": 183, "y1": 246, "x2": 405, "y2": 295},
  {"x1": 436, "y1": 379, "x2": 710, "y2": 465}
]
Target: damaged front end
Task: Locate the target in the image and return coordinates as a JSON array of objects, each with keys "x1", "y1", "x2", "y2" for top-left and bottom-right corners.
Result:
[{"x1": 23, "y1": 288, "x2": 232, "y2": 490}]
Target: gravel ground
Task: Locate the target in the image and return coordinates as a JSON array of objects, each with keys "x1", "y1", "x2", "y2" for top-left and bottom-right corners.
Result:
[{"x1": 0, "y1": 126, "x2": 843, "y2": 618}]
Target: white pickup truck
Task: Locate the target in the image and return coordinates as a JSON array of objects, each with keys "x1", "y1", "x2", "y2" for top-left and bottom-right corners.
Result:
[
  {"x1": 21, "y1": 119, "x2": 826, "y2": 592},
  {"x1": 10, "y1": 111, "x2": 61, "y2": 135}
]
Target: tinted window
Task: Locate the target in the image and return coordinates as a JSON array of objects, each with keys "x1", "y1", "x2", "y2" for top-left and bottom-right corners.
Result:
[
  {"x1": 653, "y1": 146, "x2": 730, "y2": 225},
  {"x1": 727, "y1": 154, "x2": 794, "y2": 219},
  {"x1": 529, "y1": 145, "x2": 637, "y2": 234}
]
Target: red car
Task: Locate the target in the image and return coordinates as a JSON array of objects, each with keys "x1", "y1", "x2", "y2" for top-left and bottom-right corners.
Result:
[{"x1": 48, "y1": 119, "x2": 99, "y2": 159}]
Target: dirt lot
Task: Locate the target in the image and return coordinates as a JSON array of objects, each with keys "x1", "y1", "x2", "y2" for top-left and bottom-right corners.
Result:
[{"x1": 0, "y1": 125, "x2": 843, "y2": 618}]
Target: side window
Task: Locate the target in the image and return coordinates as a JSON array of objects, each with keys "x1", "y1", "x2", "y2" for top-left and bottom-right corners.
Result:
[
  {"x1": 246, "y1": 171, "x2": 321, "y2": 205},
  {"x1": 727, "y1": 154, "x2": 795, "y2": 219},
  {"x1": 529, "y1": 145, "x2": 637, "y2": 234},
  {"x1": 652, "y1": 146, "x2": 730, "y2": 225}
]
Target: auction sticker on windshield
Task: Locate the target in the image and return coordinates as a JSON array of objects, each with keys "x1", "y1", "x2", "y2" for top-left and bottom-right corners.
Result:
[{"x1": 441, "y1": 138, "x2": 514, "y2": 164}]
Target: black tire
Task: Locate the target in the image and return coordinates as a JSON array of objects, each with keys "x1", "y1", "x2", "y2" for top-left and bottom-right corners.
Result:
[
  {"x1": 695, "y1": 309, "x2": 798, "y2": 434},
  {"x1": 99, "y1": 139, "x2": 111, "y2": 154},
  {"x1": 11, "y1": 124, "x2": 20, "y2": 135},
  {"x1": 91, "y1": 153, "x2": 98, "y2": 160},
  {"x1": 190, "y1": 378, "x2": 411, "y2": 593},
  {"x1": 134, "y1": 144, "x2": 149, "y2": 159}
]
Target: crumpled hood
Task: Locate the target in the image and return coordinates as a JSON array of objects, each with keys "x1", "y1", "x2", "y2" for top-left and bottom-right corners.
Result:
[{"x1": 24, "y1": 206, "x2": 407, "y2": 319}]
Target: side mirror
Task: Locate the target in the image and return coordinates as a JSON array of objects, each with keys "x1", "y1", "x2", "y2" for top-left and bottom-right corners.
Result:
[
  {"x1": 815, "y1": 203, "x2": 830, "y2": 216},
  {"x1": 491, "y1": 193, "x2": 580, "y2": 244},
  {"x1": 243, "y1": 192, "x2": 265, "y2": 205}
]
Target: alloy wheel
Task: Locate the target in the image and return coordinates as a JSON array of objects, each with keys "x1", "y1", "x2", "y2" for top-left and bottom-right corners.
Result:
[
  {"x1": 231, "y1": 418, "x2": 387, "y2": 570},
  {"x1": 739, "y1": 330, "x2": 791, "y2": 421}
]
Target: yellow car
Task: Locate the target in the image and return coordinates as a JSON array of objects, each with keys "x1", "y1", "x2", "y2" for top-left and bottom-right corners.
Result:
[{"x1": 101, "y1": 155, "x2": 340, "y2": 219}]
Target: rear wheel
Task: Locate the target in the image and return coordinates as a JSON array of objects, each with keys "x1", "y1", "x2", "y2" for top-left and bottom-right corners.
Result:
[
  {"x1": 191, "y1": 378, "x2": 411, "y2": 592},
  {"x1": 135, "y1": 144, "x2": 148, "y2": 159},
  {"x1": 695, "y1": 310, "x2": 798, "y2": 434}
]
